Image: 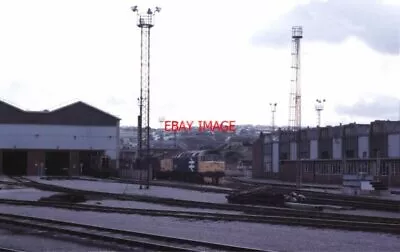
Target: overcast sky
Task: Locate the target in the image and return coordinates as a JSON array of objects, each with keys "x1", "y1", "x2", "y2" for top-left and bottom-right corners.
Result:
[{"x1": 0, "y1": 0, "x2": 399, "y2": 127}]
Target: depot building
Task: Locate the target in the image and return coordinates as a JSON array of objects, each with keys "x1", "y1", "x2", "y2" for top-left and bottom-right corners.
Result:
[{"x1": 0, "y1": 100, "x2": 120, "y2": 176}]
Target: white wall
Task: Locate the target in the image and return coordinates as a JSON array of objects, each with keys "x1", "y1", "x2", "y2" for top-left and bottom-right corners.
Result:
[
  {"x1": 332, "y1": 138, "x2": 342, "y2": 159},
  {"x1": 272, "y1": 142, "x2": 279, "y2": 173},
  {"x1": 0, "y1": 124, "x2": 118, "y2": 159},
  {"x1": 357, "y1": 136, "x2": 369, "y2": 158},
  {"x1": 310, "y1": 140, "x2": 318, "y2": 160},
  {"x1": 388, "y1": 134, "x2": 400, "y2": 158},
  {"x1": 290, "y1": 142, "x2": 297, "y2": 160}
]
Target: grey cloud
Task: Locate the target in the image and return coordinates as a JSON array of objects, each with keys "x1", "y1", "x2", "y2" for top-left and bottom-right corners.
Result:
[
  {"x1": 253, "y1": 0, "x2": 400, "y2": 55},
  {"x1": 335, "y1": 95, "x2": 400, "y2": 119}
]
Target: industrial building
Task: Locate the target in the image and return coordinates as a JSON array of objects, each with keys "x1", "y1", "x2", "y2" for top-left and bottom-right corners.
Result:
[
  {"x1": 0, "y1": 100, "x2": 120, "y2": 176},
  {"x1": 252, "y1": 121, "x2": 400, "y2": 186}
]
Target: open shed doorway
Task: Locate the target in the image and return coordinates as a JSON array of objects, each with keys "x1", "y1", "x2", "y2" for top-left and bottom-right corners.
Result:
[
  {"x1": 2, "y1": 150, "x2": 28, "y2": 176},
  {"x1": 45, "y1": 151, "x2": 70, "y2": 176},
  {"x1": 79, "y1": 151, "x2": 103, "y2": 176}
]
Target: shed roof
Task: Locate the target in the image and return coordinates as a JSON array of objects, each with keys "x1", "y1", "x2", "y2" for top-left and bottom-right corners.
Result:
[{"x1": 0, "y1": 100, "x2": 120, "y2": 126}]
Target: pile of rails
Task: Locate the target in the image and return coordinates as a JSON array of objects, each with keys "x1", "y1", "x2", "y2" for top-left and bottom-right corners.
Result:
[
  {"x1": 226, "y1": 186, "x2": 306, "y2": 206},
  {"x1": 228, "y1": 180, "x2": 400, "y2": 212}
]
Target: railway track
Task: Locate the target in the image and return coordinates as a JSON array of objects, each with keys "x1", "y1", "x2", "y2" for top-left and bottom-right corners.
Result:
[
  {"x1": 9, "y1": 177, "x2": 31, "y2": 184},
  {"x1": 0, "y1": 247, "x2": 26, "y2": 252},
  {"x1": 6, "y1": 176, "x2": 400, "y2": 219},
  {"x1": 269, "y1": 189, "x2": 399, "y2": 212},
  {"x1": 105, "y1": 177, "x2": 400, "y2": 212},
  {"x1": 21, "y1": 176, "x2": 400, "y2": 212},
  {"x1": 6, "y1": 176, "x2": 400, "y2": 216},
  {"x1": 43, "y1": 176, "x2": 235, "y2": 194},
  {"x1": 226, "y1": 177, "x2": 340, "y2": 190},
  {"x1": 0, "y1": 213, "x2": 268, "y2": 252},
  {"x1": 304, "y1": 196, "x2": 400, "y2": 211},
  {"x1": 1, "y1": 198, "x2": 400, "y2": 234},
  {"x1": 227, "y1": 178, "x2": 400, "y2": 212},
  {"x1": 114, "y1": 177, "x2": 400, "y2": 211},
  {"x1": 32, "y1": 178, "x2": 400, "y2": 212}
]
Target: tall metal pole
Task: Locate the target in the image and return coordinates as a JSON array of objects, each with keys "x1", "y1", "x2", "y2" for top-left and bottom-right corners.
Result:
[
  {"x1": 159, "y1": 117, "x2": 165, "y2": 158},
  {"x1": 341, "y1": 123, "x2": 347, "y2": 177},
  {"x1": 132, "y1": 6, "x2": 161, "y2": 189},
  {"x1": 315, "y1": 99, "x2": 326, "y2": 127},
  {"x1": 136, "y1": 96, "x2": 143, "y2": 189},
  {"x1": 296, "y1": 129, "x2": 302, "y2": 189},
  {"x1": 288, "y1": 26, "x2": 303, "y2": 188},
  {"x1": 145, "y1": 23, "x2": 152, "y2": 189},
  {"x1": 288, "y1": 26, "x2": 303, "y2": 131},
  {"x1": 137, "y1": 113, "x2": 143, "y2": 189},
  {"x1": 270, "y1": 103, "x2": 277, "y2": 132}
]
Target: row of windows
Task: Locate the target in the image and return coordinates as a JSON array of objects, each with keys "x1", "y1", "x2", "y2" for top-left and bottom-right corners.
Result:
[
  {"x1": 300, "y1": 160, "x2": 400, "y2": 175},
  {"x1": 276, "y1": 150, "x2": 372, "y2": 160}
]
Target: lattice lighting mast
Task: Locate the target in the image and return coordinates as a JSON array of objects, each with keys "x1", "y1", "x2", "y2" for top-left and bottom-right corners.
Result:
[
  {"x1": 288, "y1": 26, "x2": 303, "y2": 131},
  {"x1": 315, "y1": 99, "x2": 326, "y2": 127},
  {"x1": 269, "y1": 103, "x2": 277, "y2": 131},
  {"x1": 132, "y1": 6, "x2": 161, "y2": 189}
]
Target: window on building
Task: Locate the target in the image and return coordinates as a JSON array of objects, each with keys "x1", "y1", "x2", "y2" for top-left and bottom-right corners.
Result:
[
  {"x1": 380, "y1": 164, "x2": 388, "y2": 176},
  {"x1": 315, "y1": 163, "x2": 324, "y2": 174},
  {"x1": 303, "y1": 162, "x2": 312, "y2": 173},
  {"x1": 359, "y1": 161, "x2": 368, "y2": 173},
  {"x1": 280, "y1": 152, "x2": 288, "y2": 160},
  {"x1": 393, "y1": 162, "x2": 400, "y2": 175},
  {"x1": 362, "y1": 151, "x2": 367, "y2": 158},
  {"x1": 348, "y1": 163, "x2": 357, "y2": 174},
  {"x1": 332, "y1": 163, "x2": 341, "y2": 174}
]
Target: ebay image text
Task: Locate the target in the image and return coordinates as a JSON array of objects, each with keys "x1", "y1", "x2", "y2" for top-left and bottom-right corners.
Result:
[{"x1": 164, "y1": 120, "x2": 236, "y2": 133}]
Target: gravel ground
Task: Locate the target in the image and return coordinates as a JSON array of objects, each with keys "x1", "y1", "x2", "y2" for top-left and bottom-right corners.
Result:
[
  {"x1": 324, "y1": 208, "x2": 400, "y2": 218},
  {"x1": 0, "y1": 226, "x2": 133, "y2": 252},
  {"x1": 0, "y1": 205, "x2": 399, "y2": 252},
  {"x1": 0, "y1": 176, "x2": 14, "y2": 182},
  {"x1": 0, "y1": 188, "x2": 58, "y2": 201},
  {"x1": 29, "y1": 177, "x2": 228, "y2": 203},
  {"x1": 83, "y1": 199, "x2": 241, "y2": 214},
  {"x1": 0, "y1": 187, "x2": 238, "y2": 214}
]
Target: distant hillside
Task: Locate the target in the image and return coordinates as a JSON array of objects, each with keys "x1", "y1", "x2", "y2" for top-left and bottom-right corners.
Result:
[{"x1": 119, "y1": 124, "x2": 269, "y2": 151}]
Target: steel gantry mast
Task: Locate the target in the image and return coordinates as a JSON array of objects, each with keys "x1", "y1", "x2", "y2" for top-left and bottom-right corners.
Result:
[
  {"x1": 315, "y1": 98, "x2": 326, "y2": 127},
  {"x1": 132, "y1": 6, "x2": 161, "y2": 189},
  {"x1": 270, "y1": 102, "x2": 277, "y2": 132},
  {"x1": 288, "y1": 26, "x2": 303, "y2": 188},
  {"x1": 288, "y1": 26, "x2": 303, "y2": 131}
]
